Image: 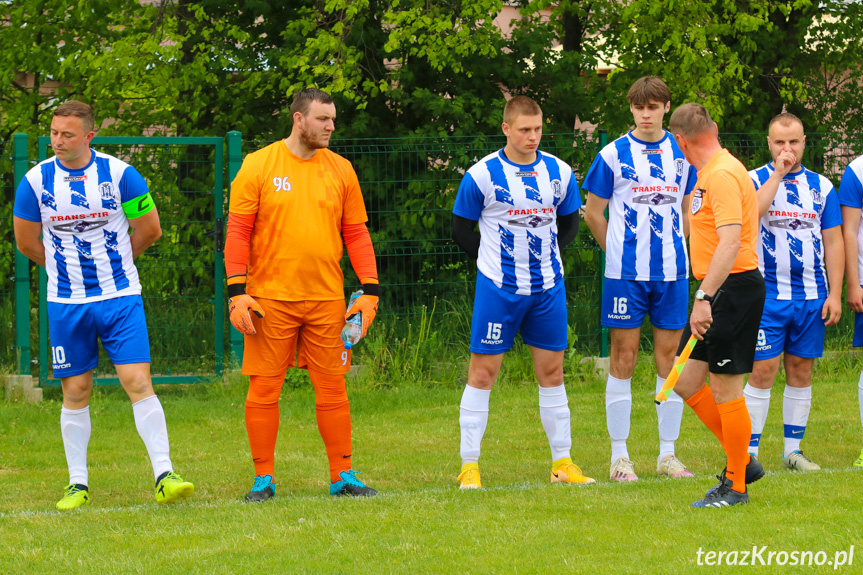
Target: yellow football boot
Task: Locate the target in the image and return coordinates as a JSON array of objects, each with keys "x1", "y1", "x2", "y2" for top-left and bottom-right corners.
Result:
[
  {"x1": 551, "y1": 457, "x2": 596, "y2": 485},
  {"x1": 155, "y1": 471, "x2": 195, "y2": 504},
  {"x1": 56, "y1": 484, "x2": 90, "y2": 511},
  {"x1": 458, "y1": 462, "x2": 482, "y2": 489}
]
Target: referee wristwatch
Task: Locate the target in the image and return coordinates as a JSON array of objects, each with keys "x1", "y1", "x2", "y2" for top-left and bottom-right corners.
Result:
[{"x1": 694, "y1": 289, "x2": 713, "y2": 304}]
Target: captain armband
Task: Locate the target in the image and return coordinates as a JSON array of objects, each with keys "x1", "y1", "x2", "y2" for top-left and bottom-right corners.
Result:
[{"x1": 122, "y1": 192, "x2": 156, "y2": 219}]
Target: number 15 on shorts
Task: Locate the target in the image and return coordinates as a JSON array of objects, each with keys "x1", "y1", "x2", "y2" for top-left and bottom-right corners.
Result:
[{"x1": 486, "y1": 323, "x2": 502, "y2": 340}]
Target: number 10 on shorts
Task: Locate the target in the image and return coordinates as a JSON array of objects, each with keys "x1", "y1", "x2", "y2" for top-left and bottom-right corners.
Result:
[
  {"x1": 52, "y1": 346, "x2": 66, "y2": 365},
  {"x1": 486, "y1": 323, "x2": 502, "y2": 340}
]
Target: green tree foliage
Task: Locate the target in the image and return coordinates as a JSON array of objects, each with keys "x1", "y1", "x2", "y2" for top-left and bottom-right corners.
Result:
[{"x1": 597, "y1": 0, "x2": 863, "y2": 138}]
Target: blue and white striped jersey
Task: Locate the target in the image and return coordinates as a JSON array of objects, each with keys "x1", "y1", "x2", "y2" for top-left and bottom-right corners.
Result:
[
  {"x1": 750, "y1": 163, "x2": 842, "y2": 301},
  {"x1": 582, "y1": 130, "x2": 696, "y2": 281},
  {"x1": 13, "y1": 150, "x2": 149, "y2": 303},
  {"x1": 838, "y1": 155, "x2": 863, "y2": 283},
  {"x1": 453, "y1": 149, "x2": 582, "y2": 295}
]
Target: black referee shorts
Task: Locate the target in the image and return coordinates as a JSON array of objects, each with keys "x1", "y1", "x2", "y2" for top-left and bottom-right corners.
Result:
[{"x1": 678, "y1": 269, "x2": 766, "y2": 375}]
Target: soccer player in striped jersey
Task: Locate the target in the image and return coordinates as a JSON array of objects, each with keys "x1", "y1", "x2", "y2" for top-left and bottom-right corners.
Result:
[
  {"x1": 582, "y1": 77, "x2": 698, "y2": 482},
  {"x1": 13, "y1": 101, "x2": 194, "y2": 510},
  {"x1": 452, "y1": 96, "x2": 592, "y2": 489},
  {"x1": 744, "y1": 113, "x2": 843, "y2": 472},
  {"x1": 838, "y1": 153, "x2": 863, "y2": 468}
]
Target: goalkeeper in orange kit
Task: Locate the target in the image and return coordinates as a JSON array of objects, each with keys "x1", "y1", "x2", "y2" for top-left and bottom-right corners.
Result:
[{"x1": 225, "y1": 88, "x2": 380, "y2": 501}]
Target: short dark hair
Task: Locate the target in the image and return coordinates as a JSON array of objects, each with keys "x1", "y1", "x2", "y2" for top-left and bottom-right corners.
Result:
[
  {"x1": 668, "y1": 103, "x2": 715, "y2": 138},
  {"x1": 290, "y1": 88, "x2": 334, "y2": 116},
  {"x1": 627, "y1": 77, "x2": 671, "y2": 106},
  {"x1": 53, "y1": 100, "x2": 95, "y2": 133},
  {"x1": 503, "y1": 95, "x2": 542, "y2": 124},
  {"x1": 769, "y1": 112, "x2": 804, "y2": 132}
]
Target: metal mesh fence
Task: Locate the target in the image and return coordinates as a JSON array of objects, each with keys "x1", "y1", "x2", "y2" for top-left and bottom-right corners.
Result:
[{"x1": 75, "y1": 141, "x2": 223, "y2": 379}]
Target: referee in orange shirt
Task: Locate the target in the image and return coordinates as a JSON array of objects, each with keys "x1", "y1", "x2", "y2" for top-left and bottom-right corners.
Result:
[
  {"x1": 225, "y1": 88, "x2": 380, "y2": 501},
  {"x1": 668, "y1": 103, "x2": 766, "y2": 507}
]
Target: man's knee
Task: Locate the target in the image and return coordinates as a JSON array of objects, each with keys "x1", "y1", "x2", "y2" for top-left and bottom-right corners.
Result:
[
  {"x1": 748, "y1": 358, "x2": 779, "y2": 389},
  {"x1": 61, "y1": 376, "x2": 92, "y2": 405},
  {"x1": 610, "y1": 331, "x2": 640, "y2": 376},
  {"x1": 535, "y1": 362, "x2": 564, "y2": 386},
  {"x1": 121, "y1": 369, "x2": 152, "y2": 396},
  {"x1": 248, "y1": 374, "x2": 285, "y2": 405},
  {"x1": 309, "y1": 370, "x2": 348, "y2": 406},
  {"x1": 467, "y1": 355, "x2": 502, "y2": 390}
]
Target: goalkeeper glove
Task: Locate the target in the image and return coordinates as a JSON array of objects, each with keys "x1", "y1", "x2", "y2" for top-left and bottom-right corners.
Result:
[
  {"x1": 346, "y1": 285, "x2": 379, "y2": 338},
  {"x1": 229, "y1": 294, "x2": 264, "y2": 335}
]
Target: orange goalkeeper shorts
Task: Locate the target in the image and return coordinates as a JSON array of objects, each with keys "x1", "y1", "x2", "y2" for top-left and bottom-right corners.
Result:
[{"x1": 242, "y1": 298, "x2": 351, "y2": 376}]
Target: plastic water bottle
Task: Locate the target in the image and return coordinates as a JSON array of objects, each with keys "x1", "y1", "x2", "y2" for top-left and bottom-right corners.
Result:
[{"x1": 341, "y1": 290, "x2": 363, "y2": 349}]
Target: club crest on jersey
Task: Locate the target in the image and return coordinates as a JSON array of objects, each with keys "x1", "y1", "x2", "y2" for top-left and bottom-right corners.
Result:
[
  {"x1": 550, "y1": 179, "x2": 562, "y2": 200},
  {"x1": 99, "y1": 182, "x2": 115, "y2": 199},
  {"x1": 99, "y1": 182, "x2": 118, "y2": 210},
  {"x1": 811, "y1": 189, "x2": 821, "y2": 203},
  {"x1": 675, "y1": 159, "x2": 684, "y2": 177},
  {"x1": 691, "y1": 188, "x2": 705, "y2": 214}
]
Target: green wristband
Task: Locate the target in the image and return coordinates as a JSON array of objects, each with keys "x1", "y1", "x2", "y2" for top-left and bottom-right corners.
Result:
[{"x1": 122, "y1": 192, "x2": 155, "y2": 219}]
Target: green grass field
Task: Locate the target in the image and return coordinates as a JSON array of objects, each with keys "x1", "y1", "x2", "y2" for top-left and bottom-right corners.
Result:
[{"x1": 2, "y1": 352, "x2": 863, "y2": 574}]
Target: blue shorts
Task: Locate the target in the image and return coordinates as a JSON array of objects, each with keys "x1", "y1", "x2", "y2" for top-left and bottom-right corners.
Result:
[
  {"x1": 469, "y1": 273, "x2": 567, "y2": 354},
  {"x1": 755, "y1": 298, "x2": 825, "y2": 360},
  {"x1": 47, "y1": 295, "x2": 151, "y2": 378},
  {"x1": 601, "y1": 278, "x2": 688, "y2": 329},
  {"x1": 855, "y1": 307, "x2": 863, "y2": 348}
]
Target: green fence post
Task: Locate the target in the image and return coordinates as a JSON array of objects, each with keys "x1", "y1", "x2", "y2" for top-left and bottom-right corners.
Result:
[
  {"x1": 13, "y1": 133, "x2": 31, "y2": 375},
  {"x1": 226, "y1": 131, "x2": 243, "y2": 367},
  {"x1": 37, "y1": 137, "x2": 49, "y2": 386},
  {"x1": 214, "y1": 139, "x2": 225, "y2": 375},
  {"x1": 598, "y1": 129, "x2": 609, "y2": 358}
]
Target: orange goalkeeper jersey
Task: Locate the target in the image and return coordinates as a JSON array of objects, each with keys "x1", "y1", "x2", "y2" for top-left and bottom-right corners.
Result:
[{"x1": 229, "y1": 140, "x2": 369, "y2": 301}]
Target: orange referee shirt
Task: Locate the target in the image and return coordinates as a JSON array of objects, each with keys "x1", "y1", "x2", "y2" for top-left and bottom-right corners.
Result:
[
  {"x1": 229, "y1": 140, "x2": 368, "y2": 301},
  {"x1": 689, "y1": 149, "x2": 759, "y2": 280}
]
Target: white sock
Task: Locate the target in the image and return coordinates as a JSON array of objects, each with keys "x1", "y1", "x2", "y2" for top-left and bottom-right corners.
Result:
[
  {"x1": 459, "y1": 386, "x2": 490, "y2": 465},
  {"x1": 655, "y1": 375, "x2": 684, "y2": 463},
  {"x1": 858, "y1": 371, "x2": 863, "y2": 429},
  {"x1": 744, "y1": 383, "x2": 771, "y2": 457},
  {"x1": 132, "y1": 395, "x2": 173, "y2": 481},
  {"x1": 606, "y1": 375, "x2": 632, "y2": 463},
  {"x1": 60, "y1": 406, "x2": 91, "y2": 486},
  {"x1": 539, "y1": 384, "x2": 572, "y2": 461},
  {"x1": 783, "y1": 386, "x2": 812, "y2": 456}
]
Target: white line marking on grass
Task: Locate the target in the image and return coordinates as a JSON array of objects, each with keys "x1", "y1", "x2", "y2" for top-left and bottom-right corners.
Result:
[{"x1": 2, "y1": 467, "x2": 859, "y2": 520}]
